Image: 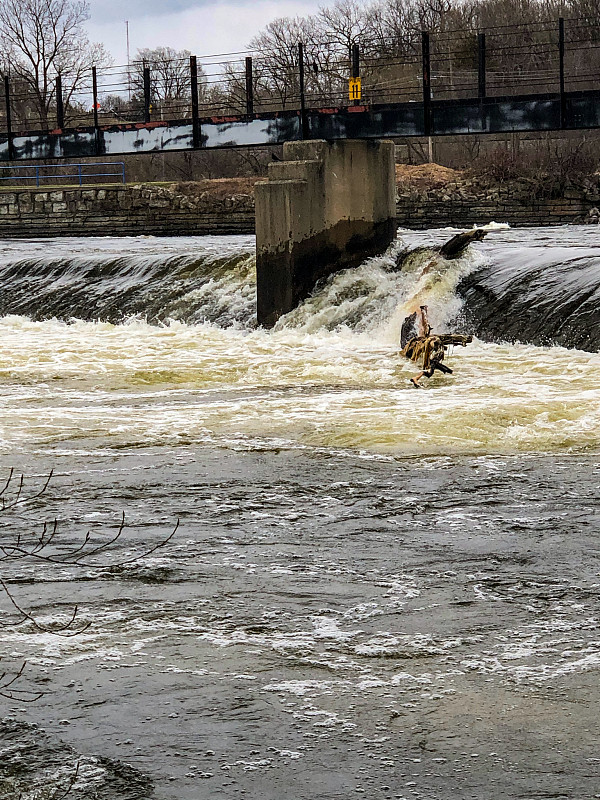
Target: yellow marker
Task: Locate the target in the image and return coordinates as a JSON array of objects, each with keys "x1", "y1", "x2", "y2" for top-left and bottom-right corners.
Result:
[{"x1": 349, "y1": 77, "x2": 362, "y2": 101}]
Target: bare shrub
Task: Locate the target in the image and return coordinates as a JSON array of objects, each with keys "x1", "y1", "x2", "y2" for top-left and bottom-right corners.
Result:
[
  {"x1": 470, "y1": 145, "x2": 523, "y2": 183},
  {"x1": 470, "y1": 139, "x2": 600, "y2": 196}
]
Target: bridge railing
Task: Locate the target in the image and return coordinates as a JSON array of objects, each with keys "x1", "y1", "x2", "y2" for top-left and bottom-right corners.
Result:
[
  {"x1": 0, "y1": 162, "x2": 126, "y2": 187},
  {"x1": 0, "y1": 16, "x2": 598, "y2": 142}
]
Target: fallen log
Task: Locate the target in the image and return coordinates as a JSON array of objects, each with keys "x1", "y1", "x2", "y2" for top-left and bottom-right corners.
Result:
[{"x1": 438, "y1": 228, "x2": 487, "y2": 259}]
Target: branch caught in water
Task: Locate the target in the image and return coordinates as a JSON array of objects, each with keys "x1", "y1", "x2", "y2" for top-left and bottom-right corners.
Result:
[
  {"x1": 0, "y1": 469, "x2": 179, "y2": 706},
  {"x1": 0, "y1": 660, "x2": 43, "y2": 702}
]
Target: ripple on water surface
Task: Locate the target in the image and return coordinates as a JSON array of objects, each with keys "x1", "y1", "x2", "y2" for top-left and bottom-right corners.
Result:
[
  {"x1": 0, "y1": 225, "x2": 599, "y2": 798},
  {"x1": 0, "y1": 448, "x2": 599, "y2": 800}
]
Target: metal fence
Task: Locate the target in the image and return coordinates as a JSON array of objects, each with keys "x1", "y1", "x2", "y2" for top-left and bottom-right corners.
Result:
[{"x1": 0, "y1": 162, "x2": 126, "y2": 186}]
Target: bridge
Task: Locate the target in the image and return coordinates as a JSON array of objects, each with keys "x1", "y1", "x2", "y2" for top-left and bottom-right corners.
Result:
[
  {"x1": 1, "y1": 15, "x2": 597, "y2": 325},
  {"x1": 0, "y1": 16, "x2": 599, "y2": 162}
]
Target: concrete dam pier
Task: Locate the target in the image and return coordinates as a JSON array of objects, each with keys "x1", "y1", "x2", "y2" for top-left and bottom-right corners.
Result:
[{"x1": 255, "y1": 139, "x2": 397, "y2": 327}]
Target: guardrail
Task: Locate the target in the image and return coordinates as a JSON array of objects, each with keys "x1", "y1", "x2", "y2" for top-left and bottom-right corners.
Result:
[{"x1": 0, "y1": 162, "x2": 126, "y2": 187}]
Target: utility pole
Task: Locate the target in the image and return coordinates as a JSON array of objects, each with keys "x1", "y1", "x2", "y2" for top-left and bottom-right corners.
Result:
[
  {"x1": 421, "y1": 31, "x2": 432, "y2": 161},
  {"x1": 559, "y1": 17, "x2": 566, "y2": 129},
  {"x1": 125, "y1": 20, "x2": 131, "y2": 102}
]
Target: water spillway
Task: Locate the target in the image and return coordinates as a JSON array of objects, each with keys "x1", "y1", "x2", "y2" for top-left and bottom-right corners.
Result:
[
  {"x1": 1, "y1": 228, "x2": 599, "y2": 351},
  {"x1": 0, "y1": 236, "x2": 258, "y2": 327},
  {"x1": 458, "y1": 226, "x2": 600, "y2": 351},
  {"x1": 0, "y1": 226, "x2": 599, "y2": 800},
  {"x1": 0, "y1": 226, "x2": 598, "y2": 456}
]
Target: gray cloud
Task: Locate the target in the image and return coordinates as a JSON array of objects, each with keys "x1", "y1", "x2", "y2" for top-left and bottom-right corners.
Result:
[
  {"x1": 89, "y1": 0, "x2": 209, "y2": 21},
  {"x1": 87, "y1": 0, "x2": 323, "y2": 64}
]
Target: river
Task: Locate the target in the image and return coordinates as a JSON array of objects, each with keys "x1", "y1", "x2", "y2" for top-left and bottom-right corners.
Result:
[{"x1": 0, "y1": 226, "x2": 598, "y2": 799}]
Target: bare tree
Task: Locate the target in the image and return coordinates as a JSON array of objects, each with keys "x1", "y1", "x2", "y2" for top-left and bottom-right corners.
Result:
[
  {"x1": 367, "y1": 0, "x2": 421, "y2": 57},
  {"x1": 244, "y1": 0, "x2": 600, "y2": 108},
  {"x1": 317, "y1": 0, "x2": 375, "y2": 49},
  {"x1": 0, "y1": 0, "x2": 111, "y2": 128},
  {"x1": 245, "y1": 15, "x2": 356, "y2": 110},
  {"x1": 249, "y1": 16, "x2": 322, "y2": 109},
  {"x1": 132, "y1": 46, "x2": 205, "y2": 119}
]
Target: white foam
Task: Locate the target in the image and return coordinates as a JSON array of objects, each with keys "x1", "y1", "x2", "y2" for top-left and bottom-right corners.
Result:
[
  {"x1": 0, "y1": 232, "x2": 598, "y2": 459},
  {"x1": 472, "y1": 221, "x2": 511, "y2": 231}
]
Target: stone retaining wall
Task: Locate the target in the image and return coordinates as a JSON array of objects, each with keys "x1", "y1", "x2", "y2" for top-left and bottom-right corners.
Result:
[
  {"x1": 0, "y1": 182, "x2": 597, "y2": 238},
  {"x1": 395, "y1": 181, "x2": 599, "y2": 229},
  {"x1": 0, "y1": 185, "x2": 255, "y2": 238},
  {"x1": 397, "y1": 198, "x2": 594, "y2": 228}
]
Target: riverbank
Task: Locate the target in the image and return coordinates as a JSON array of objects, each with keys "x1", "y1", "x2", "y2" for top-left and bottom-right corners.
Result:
[{"x1": 0, "y1": 165, "x2": 598, "y2": 237}]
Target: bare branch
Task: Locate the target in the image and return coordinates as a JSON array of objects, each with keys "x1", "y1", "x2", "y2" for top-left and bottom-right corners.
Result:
[
  {"x1": 0, "y1": 578, "x2": 90, "y2": 636},
  {"x1": 0, "y1": 468, "x2": 178, "y2": 707},
  {"x1": 0, "y1": 660, "x2": 43, "y2": 702},
  {"x1": 0, "y1": 469, "x2": 53, "y2": 512},
  {"x1": 0, "y1": 467, "x2": 15, "y2": 499}
]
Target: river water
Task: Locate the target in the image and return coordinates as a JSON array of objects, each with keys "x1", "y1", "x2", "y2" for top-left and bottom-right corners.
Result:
[{"x1": 0, "y1": 226, "x2": 599, "y2": 799}]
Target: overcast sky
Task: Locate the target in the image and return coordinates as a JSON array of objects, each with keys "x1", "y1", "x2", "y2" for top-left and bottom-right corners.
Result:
[{"x1": 87, "y1": 0, "x2": 324, "y2": 65}]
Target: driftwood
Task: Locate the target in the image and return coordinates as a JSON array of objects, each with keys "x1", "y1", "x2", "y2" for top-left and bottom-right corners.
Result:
[
  {"x1": 438, "y1": 229, "x2": 487, "y2": 259},
  {"x1": 394, "y1": 229, "x2": 487, "y2": 273},
  {"x1": 401, "y1": 333, "x2": 473, "y2": 366},
  {"x1": 437, "y1": 333, "x2": 473, "y2": 346}
]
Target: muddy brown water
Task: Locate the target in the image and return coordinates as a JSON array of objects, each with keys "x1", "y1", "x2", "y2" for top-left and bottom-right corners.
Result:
[{"x1": 0, "y1": 229, "x2": 599, "y2": 799}]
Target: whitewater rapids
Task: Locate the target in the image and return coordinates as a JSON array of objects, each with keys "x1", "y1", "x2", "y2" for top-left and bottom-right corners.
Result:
[
  {"x1": 0, "y1": 226, "x2": 599, "y2": 800},
  {"x1": 0, "y1": 227, "x2": 598, "y2": 457}
]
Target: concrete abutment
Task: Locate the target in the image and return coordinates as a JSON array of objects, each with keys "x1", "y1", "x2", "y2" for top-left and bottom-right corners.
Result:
[{"x1": 255, "y1": 139, "x2": 397, "y2": 328}]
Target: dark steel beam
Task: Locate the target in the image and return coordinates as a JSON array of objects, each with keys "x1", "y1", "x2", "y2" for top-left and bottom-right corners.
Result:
[
  {"x1": 351, "y1": 43, "x2": 360, "y2": 79},
  {"x1": 92, "y1": 66, "x2": 100, "y2": 156},
  {"x1": 4, "y1": 76, "x2": 14, "y2": 161},
  {"x1": 421, "y1": 31, "x2": 431, "y2": 136},
  {"x1": 478, "y1": 32, "x2": 486, "y2": 100},
  {"x1": 245, "y1": 56, "x2": 254, "y2": 117},
  {"x1": 143, "y1": 66, "x2": 151, "y2": 123},
  {"x1": 190, "y1": 55, "x2": 200, "y2": 148},
  {"x1": 56, "y1": 74, "x2": 64, "y2": 129},
  {"x1": 559, "y1": 17, "x2": 566, "y2": 129}
]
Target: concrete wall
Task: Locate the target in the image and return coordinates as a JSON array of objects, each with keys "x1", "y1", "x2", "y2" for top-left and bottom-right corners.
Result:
[{"x1": 255, "y1": 139, "x2": 397, "y2": 327}]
